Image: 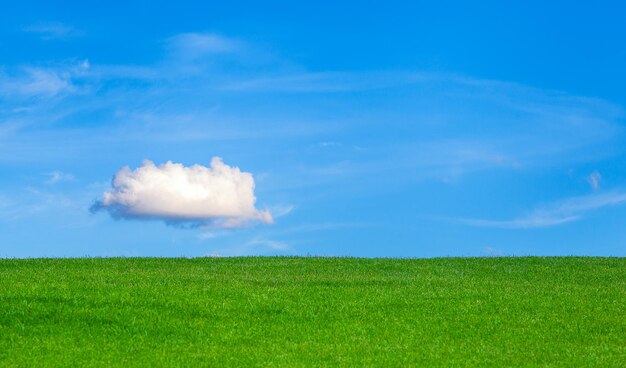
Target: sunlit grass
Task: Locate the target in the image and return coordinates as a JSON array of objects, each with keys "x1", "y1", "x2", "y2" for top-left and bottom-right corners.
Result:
[{"x1": 1, "y1": 257, "x2": 624, "y2": 366}]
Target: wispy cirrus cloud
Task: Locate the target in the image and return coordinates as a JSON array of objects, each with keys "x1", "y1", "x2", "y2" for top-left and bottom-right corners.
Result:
[
  {"x1": 45, "y1": 171, "x2": 75, "y2": 185},
  {"x1": 458, "y1": 191, "x2": 626, "y2": 229},
  {"x1": 205, "y1": 235, "x2": 291, "y2": 257},
  {"x1": 23, "y1": 22, "x2": 84, "y2": 40},
  {"x1": 165, "y1": 32, "x2": 242, "y2": 60},
  {"x1": 0, "y1": 60, "x2": 89, "y2": 99},
  {"x1": 587, "y1": 171, "x2": 602, "y2": 191},
  {"x1": 244, "y1": 236, "x2": 289, "y2": 250},
  {"x1": 0, "y1": 187, "x2": 85, "y2": 223},
  {"x1": 1, "y1": 31, "x2": 624, "y2": 197},
  {"x1": 1, "y1": 68, "x2": 74, "y2": 98},
  {"x1": 220, "y1": 71, "x2": 432, "y2": 92}
]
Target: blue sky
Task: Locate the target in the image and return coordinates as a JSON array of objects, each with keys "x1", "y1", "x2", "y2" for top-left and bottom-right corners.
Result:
[{"x1": 1, "y1": 1, "x2": 626, "y2": 257}]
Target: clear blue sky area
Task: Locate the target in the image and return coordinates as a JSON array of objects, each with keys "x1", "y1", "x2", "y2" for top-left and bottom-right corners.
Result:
[{"x1": 1, "y1": 1, "x2": 626, "y2": 257}]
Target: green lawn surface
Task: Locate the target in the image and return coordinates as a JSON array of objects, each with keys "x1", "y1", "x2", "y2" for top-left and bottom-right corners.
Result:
[{"x1": 0, "y1": 257, "x2": 624, "y2": 367}]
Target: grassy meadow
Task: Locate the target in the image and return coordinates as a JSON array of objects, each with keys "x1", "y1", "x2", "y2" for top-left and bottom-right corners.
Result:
[{"x1": 0, "y1": 257, "x2": 624, "y2": 366}]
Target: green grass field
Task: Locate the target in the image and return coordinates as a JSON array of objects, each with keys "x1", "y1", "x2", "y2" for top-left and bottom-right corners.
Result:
[{"x1": 0, "y1": 257, "x2": 624, "y2": 366}]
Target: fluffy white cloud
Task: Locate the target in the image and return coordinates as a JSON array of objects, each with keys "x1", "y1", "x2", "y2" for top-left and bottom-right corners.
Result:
[{"x1": 92, "y1": 158, "x2": 272, "y2": 228}]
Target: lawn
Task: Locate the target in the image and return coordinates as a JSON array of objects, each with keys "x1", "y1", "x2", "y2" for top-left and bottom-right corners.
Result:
[{"x1": 0, "y1": 257, "x2": 624, "y2": 366}]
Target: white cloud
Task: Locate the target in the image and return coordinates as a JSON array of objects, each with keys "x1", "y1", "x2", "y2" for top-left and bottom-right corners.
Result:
[
  {"x1": 587, "y1": 171, "x2": 602, "y2": 190},
  {"x1": 92, "y1": 157, "x2": 273, "y2": 228},
  {"x1": 459, "y1": 191, "x2": 626, "y2": 229}
]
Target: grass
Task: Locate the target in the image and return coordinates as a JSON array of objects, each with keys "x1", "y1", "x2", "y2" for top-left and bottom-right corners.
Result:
[{"x1": 0, "y1": 257, "x2": 624, "y2": 367}]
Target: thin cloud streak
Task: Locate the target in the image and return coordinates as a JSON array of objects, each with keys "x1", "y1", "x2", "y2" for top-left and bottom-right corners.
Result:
[
  {"x1": 0, "y1": 61, "x2": 90, "y2": 99},
  {"x1": 587, "y1": 171, "x2": 602, "y2": 191},
  {"x1": 165, "y1": 32, "x2": 242, "y2": 57},
  {"x1": 458, "y1": 191, "x2": 626, "y2": 229},
  {"x1": 23, "y1": 22, "x2": 84, "y2": 40},
  {"x1": 45, "y1": 171, "x2": 75, "y2": 185}
]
